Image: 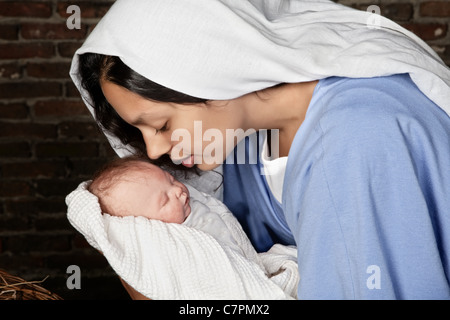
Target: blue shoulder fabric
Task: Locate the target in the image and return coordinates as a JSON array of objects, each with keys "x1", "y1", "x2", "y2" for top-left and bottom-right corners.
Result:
[
  {"x1": 284, "y1": 74, "x2": 450, "y2": 299},
  {"x1": 223, "y1": 132, "x2": 295, "y2": 252}
]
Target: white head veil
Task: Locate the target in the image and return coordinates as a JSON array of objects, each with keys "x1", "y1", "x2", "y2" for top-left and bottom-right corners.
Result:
[{"x1": 70, "y1": 0, "x2": 450, "y2": 157}]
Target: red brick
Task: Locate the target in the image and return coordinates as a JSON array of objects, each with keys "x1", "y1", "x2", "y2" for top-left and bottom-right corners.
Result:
[
  {"x1": 21, "y1": 23, "x2": 87, "y2": 40},
  {"x1": 400, "y1": 22, "x2": 447, "y2": 41},
  {"x1": 1, "y1": 160, "x2": 66, "y2": 179},
  {"x1": 0, "y1": 82, "x2": 61, "y2": 99},
  {"x1": 65, "y1": 82, "x2": 83, "y2": 98},
  {"x1": 0, "y1": 2, "x2": 52, "y2": 18},
  {"x1": 100, "y1": 142, "x2": 117, "y2": 157},
  {"x1": 0, "y1": 103, "x2": 28, "y2": 119},
  {"x1": 0, "y1": 255, "x2": 46, "y2": 273},
  {"x1": 69, "y1": 158, "x2": 114, "y2": 177},
  {"x1": 0, "y1": 142, "x2": 31, "y2": 158},
  {"x1": 72, "y1": 233, "x2": 92, "y2": 249},
  {"x1": 355, "y1": 4, "x2": 413, "y2": 21},
  {"x1": 1, "y1": 235, "x2": 71, "y2": 253},
  {"x1": 0, "y1": 255, "x2": 45, "y2": 272},
  {"x1": 35, "y1": 179, "x2": 82, "y2": 197},
  {"x1": 0, "y1": 43, "x2": 54, "y2": 60},
  {"x1": 0, "y1": 181, "x2": 31, "y2": 197},
  {"x1": 46, "y1": 250, "x2": 107, "y2": 268},
  {"x1": 0, "y1": 122, "x2": 57, "y2": 139},
  {"x1": 34, "y1": 216, "x2": 72, "y2": 231},
  {"x1": 58, "y1": 42, "x2": 83, "y2": 58},
  {"x1": 27, "y1": 62, "x2": 71, "y2": 79},
  {"x1": 57, "y1": 1, "x2": 114, "y2": 18},
  {"x1": 0, "y1": 25, "x2": 18, "y2": 40},
  {"x1": 35, "y1": 142, "x2": 98, "y2": 158},
  {"x1": 0, "y1": 215, "x2": 30, "y2": 232},
  {"x1": 383, "y1": 4, "x2": 413, "y2": 21},
  {"x1": 58, "y1": 121, "x2": 102, "y2": 139},
  {"x1": 33, "y1": 100, "x2": 90, "y2": 118},
  {"x1": 4, "y1": 198, "x2": 67, "y2": 214},
  {"x1": 420, "y1": 1, "x2": 450, "y2": 17},
  {"x1": 0, "y1": 63, "x2": 22, "y2": 79}
]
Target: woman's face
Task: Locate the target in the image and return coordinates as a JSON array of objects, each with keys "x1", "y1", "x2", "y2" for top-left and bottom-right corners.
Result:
[{"x1": 100, "y1": 80, "x2": 247, "y2": 171}]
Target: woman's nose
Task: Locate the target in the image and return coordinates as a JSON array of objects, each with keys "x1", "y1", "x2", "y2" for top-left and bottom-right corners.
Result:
[{"x1": 143, "y1": 131, "x2": 171, "y2": 160}]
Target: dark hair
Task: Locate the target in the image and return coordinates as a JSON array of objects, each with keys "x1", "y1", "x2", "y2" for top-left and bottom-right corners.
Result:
[{"x1": 78, "y1": 53, "x2": 208, "y2": 171}]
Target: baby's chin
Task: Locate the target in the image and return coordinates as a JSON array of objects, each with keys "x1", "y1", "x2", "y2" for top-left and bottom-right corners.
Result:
[{"x1": 184, "y1": 203, "x2": 191, "y2": 220}]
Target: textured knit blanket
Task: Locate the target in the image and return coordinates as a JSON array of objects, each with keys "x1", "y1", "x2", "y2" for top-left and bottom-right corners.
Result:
[{"x1": 66, "y1": 181, "x2": 298, "y2": 300}]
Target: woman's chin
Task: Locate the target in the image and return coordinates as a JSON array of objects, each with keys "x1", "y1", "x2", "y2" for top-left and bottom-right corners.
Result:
[{"x1": 195, "y1": 161, "x2": 222, "y2": 171}]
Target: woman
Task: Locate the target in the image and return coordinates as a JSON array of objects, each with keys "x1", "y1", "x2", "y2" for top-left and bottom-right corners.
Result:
[{"x1": 70, "y1": 0, "x2": 450, "y2": 299}]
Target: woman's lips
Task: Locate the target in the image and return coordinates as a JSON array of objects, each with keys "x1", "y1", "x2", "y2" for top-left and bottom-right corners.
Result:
[{"x1": 181, "y1": 155, "x2": 195, "y2": 168}]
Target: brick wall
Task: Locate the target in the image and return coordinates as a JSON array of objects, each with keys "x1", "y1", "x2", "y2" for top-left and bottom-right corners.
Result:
[
  {"x1": 0, "y1": 0, "x2": 126, "y2": 300},
  {"x1": 0, "y1": 0, "x2": 449, "y2": 300}
]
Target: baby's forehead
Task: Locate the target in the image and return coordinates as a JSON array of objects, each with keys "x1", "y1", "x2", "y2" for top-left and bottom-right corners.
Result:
[{"x1": 126, "y1": 161, "x2": 167, "y2": 180}]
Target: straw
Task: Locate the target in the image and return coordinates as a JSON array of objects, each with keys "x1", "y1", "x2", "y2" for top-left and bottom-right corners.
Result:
[{"x1": 0, "y1": 269, "x2": 62, "y2": 300}]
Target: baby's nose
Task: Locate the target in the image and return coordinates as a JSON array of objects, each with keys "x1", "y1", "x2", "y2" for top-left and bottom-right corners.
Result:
[{"x1": 171, "y1": 185, "x2": 183, "y2": 198}]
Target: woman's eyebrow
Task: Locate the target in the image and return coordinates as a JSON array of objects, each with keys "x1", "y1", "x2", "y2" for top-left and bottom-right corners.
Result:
[
  {"x1": 130, "y1": 112, "x2": 163, "y2": 126},
  {"x1": 130, "y1": 115, "x2": 146, "y2": 126},
  {"x1": 130, "y1": 116, "x2": 142, "y2": 126}
]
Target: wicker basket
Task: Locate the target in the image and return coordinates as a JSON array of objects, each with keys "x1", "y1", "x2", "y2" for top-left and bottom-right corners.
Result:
[{"x1": 0, "y1": 269, "x2": 62, "y2": 300}]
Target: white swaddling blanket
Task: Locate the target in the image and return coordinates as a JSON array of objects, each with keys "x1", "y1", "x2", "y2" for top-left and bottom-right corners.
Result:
[{"x1": 66, "y1": 181, "x2": 298, "y2": 300}]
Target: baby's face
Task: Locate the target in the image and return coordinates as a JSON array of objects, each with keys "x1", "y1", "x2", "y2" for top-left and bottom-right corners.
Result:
[{"x1": 108, "y1": 163, "x2": 191, "y2": 223}]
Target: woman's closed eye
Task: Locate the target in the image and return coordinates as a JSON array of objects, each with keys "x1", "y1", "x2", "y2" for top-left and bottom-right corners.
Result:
[{"x1": 155, "y1": 122, "x2": 168, "y2": 134}]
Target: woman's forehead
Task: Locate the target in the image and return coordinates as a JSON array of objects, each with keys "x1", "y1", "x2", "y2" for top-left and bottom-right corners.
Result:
[{"x1": 102, "y1": 80, "x2": 169, "y2": 115}]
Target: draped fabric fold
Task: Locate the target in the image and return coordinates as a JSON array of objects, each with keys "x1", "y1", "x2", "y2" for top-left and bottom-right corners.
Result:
[{"x1": 70, "y1": 0, "x2": 450, "y2": 158}]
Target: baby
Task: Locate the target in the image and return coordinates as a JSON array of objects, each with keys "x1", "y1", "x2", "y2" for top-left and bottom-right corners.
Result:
[
  {"x1": 87, "y1": 155, "x2": 249, "y2": 255},
  {"x1": 68, "y1": 155, "x2": 298, "y2": 299},
  {"x1": 88, "y1": 156, "x2": 191, "y2": 224}
]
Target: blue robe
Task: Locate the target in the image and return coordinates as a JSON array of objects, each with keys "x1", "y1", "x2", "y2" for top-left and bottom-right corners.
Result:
[{"x1": 223, "y1": 74, "x2": 450, "y2": 299}]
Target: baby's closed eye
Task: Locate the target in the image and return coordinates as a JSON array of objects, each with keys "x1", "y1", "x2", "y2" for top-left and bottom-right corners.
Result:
[{"x1": 160, "y1": 192, "x2": 169, "y2": 207}]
